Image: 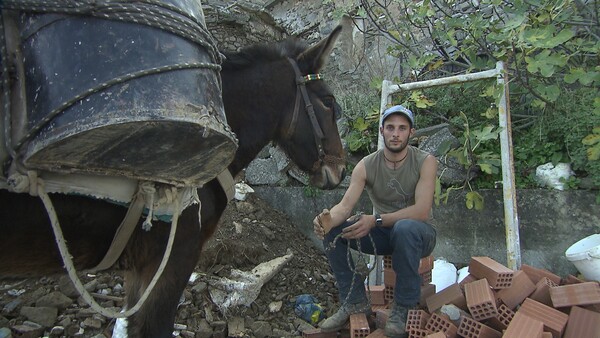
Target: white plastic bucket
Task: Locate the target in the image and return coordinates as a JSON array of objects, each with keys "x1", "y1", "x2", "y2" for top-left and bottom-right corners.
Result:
[{"x1": 565, "y1": 234, "x2": 600, "y2": 281}]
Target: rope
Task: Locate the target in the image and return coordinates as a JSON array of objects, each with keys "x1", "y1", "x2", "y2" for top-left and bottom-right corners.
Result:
[
  {"x1": 0, "y1": 0, "x2": 221, "y2": 63},
  {"x1": 38, "y1": 179, "x2": 187, "y2": 319},
  {"x1": 313, "y1": 200, "x2": 379, "y2": 309}
]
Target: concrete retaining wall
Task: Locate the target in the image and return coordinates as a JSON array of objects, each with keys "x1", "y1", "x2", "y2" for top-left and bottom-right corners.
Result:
[{"x1": 254, "y1": 187, "x2": 600, "y2": 277}]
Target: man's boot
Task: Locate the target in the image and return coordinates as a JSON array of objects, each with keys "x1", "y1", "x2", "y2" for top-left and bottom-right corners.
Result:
[
  {"x1": 384, "y1": 302, "x2": 412, "y2": 337},
  {"x1": 319, "y1": 301, "x2": 371, "y2": 332}
]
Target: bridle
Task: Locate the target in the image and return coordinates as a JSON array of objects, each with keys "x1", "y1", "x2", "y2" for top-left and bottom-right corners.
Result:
[{"x1": 285, "y1": 57, "x2": 344, "y2": 171}]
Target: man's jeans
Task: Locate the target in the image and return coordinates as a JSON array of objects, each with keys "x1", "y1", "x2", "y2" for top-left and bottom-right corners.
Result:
[{"x1": 323, "y1": 218, "x2": 436, "y2": 307}]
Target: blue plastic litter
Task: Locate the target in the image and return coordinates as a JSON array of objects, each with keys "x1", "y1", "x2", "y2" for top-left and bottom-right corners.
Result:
[{"x1": 294, "y1": 294, "x2": 326, "y2": 325}]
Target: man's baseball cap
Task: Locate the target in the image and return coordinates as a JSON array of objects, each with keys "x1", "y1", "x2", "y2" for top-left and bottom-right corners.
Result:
[{"x1": 381, "y1": 105, "x2": 414, "y2": 127}]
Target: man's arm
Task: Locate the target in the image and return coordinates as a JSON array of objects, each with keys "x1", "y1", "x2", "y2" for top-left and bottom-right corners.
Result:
[
  {"x1": 379, "y1": 154, "x2": 437, "y2": 225},
  {"x1": 313, "y1": 159, "x2": 367, "y2": 238}
]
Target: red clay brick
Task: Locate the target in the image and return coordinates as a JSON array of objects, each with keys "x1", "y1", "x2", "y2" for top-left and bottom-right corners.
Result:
[
  {"x1": 426, "y1": 283, "x2": 467, "y2": 313},
  {"x1": 384, "y1": 265, "x2": 433, "y2": 287},
  {"x1": 366, "y1": 285, "x2": 386, "y2": 305},
  {"x1": 408, "y1": 328, "x2": 432, "y2": 337},
  {"x1": 424, "y1": 332, "x2": 446, "y2": 338},
  {"x1": 350, "y1": 313, "x2": 370, "y2": 338},
  {"x1": 502, "y1": 312, "x2": 543, "y2": 338},
  {"x1": 419, "y1": 255, "x2": 434, "y2": 274},
  {"x1": 468, "y1": 257, "x2": 513, "y2": 289},
  {"x1": 457, "y1": 315, "x2": 501, "y2": 338},
  {"x1": 520, "y1": 264, "x2": 561, "y2": 285},
  {"x1": 459, "y1": 274, "x2": 477, "y2": 290},
  {"x1": 483, "y1": 303, "x2": 514, "y2": 331},
  {"x1": 406, "y1": 309, "x2": 430, "y2": 330},
  {"x1": 365, "y1": 328, "x2": 386, "y2": 338},
  {"x1": 384, "y1": 267, "x2": 395, "y2": 288},
  {"x1": 421, "y1": 270, "x2": 433, "y2": 285},
  {"x1": 529, "y1": 277, "x2": 559, "y2": 306},
  {"x1": 518, "y1": 298, "x2": 569, "y2": 338},
  {"x1": 549, "y1": 281, "x2": 600, "y2": 308},
  {"x1": 425, "y1": 312, "x2": 458, "y2": 338},
  {"x1": 384, "y1": 284, "x2": 394, "y2": 303},
  {"x1": 464, "y1": 278, "x2": 498, "y2": 321},
  {"x1": 383, "y1": 256, "x2": 392, "y2": 269},
  {"x1": 420, "y1": 283, "x2": 436, "y2": 307},
  {"x1": 302, "y1": 328, "x2": 339, "y2": 338},
  {"x1": 542, "y1": 333, "x2": 553, "y2": 338},
  {"x1": 496, "y1": 270, "x2": 536, "y2": 309},
  {"x1": 563, "y1": 306, "x2": 600, "y2": 338},
  {"x1": 562, "y1": 274, "x2": 586, "y2": 285}
]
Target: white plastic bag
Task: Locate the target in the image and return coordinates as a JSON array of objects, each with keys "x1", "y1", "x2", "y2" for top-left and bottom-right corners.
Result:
[
  {"x1": 535, "y1": 162, "x2": 574, "y2": 191},
  {"x1": 431, "y1": 259, "x2": 457, "y2": 292}
]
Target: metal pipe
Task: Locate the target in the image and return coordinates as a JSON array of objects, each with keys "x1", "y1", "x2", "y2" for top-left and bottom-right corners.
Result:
[
  {"x1": 496, "y1": 61, "x2": 521, "y2": 270},
  {"x1": 376, "y1": 61, "x2": 521, "y2": 275}
]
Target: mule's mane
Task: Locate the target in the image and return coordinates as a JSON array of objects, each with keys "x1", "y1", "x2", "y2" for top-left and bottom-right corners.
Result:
[{"x1": 221, "y1": 38, "x2": 308, "y2": 70}]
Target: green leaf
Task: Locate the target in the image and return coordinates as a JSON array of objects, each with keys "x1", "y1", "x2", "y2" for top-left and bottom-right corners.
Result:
[
  {"x1": 503, "y1": 13, "x2": 527, "y2": 31},
  {"x1": 466, "y1": 191, "x2": 484, "y2": 210},
  {"x1": 582, "y1": 133, "x2": 600, "y2": 146},
  {"x1": 472, "y1": 125, "x2": 499, "y2": 142},
  {"x1": 542, "y1": 29, "x2": 575, "y2": 48},
  {"x1": 536, "y1": 84, "x2": 560, "y2": 102},
  {"x1": 353, "y1": 117, "x2": 369, "y2": 131},
  {"x1": 586, "y1": 144, "x2": 600, "y2": 161}
]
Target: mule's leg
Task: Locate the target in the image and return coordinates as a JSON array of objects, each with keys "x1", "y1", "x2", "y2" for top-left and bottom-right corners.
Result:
[{"x1": 118, "y1": 207, "x2": 203, "y2": 338}]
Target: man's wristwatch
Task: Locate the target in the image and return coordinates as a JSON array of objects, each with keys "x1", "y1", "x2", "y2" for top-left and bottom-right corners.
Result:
[{"x1": 374, "y1": 214, "x2": 383, "y2": 227}]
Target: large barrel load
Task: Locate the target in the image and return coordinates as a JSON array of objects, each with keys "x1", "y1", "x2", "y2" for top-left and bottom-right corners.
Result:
[{"x1": 0, "y1": 0, "x2": 237, "y2": 189}]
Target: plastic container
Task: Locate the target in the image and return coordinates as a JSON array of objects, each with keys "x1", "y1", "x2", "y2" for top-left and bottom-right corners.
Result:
[{"x1": 565, "y1": 234, "x2": 600, "y2": 281}]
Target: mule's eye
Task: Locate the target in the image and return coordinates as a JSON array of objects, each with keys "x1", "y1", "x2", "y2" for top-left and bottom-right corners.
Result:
[
  {"x1": 324, "y1": 97, "x2": 342, "y2": 120},
  {"x1": 333, "y1": 101, "x2": 342, "y2": 120}
]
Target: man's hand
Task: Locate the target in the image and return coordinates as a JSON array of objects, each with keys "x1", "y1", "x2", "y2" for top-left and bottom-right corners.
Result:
[
  {"x1": 341, "y1": 214, "x2": 376, "y2": 239},
  {"x1": 313, "y1": 209, "x2": 331, "y2": 240}
]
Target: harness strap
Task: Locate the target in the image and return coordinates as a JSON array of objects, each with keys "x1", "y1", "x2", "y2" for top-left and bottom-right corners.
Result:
[
  {"x1": 285, "y1": 58, "x2": 326, "y2": 158},
  {"x1": 90, "y1": 189, "x2": 146, "y2": 272},
  {"x1": 216, "y1": 169, "x2": 235, "y2": 201}
]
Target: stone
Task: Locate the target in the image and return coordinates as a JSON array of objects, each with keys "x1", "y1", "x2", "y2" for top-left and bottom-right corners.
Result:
[
  {"x1": 36, "y1": 291, "x2": 74, "y2": 310},
  {"x1": 196, "y1": 319, "x2": 213, "y2": 337},
  {"x1": 11, "y1": 321, "x2": 44, "y2": 338},
  {"x1": 19, "y1": 306, "x2": 58, "y2": 327},
  {"x1": 0, "y1": 327, "x2": 11, "y2": 338},
  {"x1": 251, "y1": 320, "x2": 272, "y2": 338}
]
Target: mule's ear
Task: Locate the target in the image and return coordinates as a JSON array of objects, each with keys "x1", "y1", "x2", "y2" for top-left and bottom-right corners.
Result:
[{"x1": 298, "y1": 24, "x2": 344, "y2": 72}]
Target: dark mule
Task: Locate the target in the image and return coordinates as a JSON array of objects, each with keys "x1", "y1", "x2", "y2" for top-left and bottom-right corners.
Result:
[{"x1": 0, "y1": 26, "x2": 346, "y2": 337}]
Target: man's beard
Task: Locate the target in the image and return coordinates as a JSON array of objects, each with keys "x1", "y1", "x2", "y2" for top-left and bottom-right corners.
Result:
[{"x1": 384, "y1": 138, "x2": 407, "y2": 153}]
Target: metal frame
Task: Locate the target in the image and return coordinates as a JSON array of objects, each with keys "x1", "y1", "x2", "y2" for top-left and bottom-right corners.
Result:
[{"x1": 372, "y1": 61, "x2": 520, "y2": 285}]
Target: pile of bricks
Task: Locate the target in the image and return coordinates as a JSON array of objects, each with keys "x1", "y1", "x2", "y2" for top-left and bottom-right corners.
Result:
[{"x1": 302, "y1": 256, "x2": 600, "y2": 338}]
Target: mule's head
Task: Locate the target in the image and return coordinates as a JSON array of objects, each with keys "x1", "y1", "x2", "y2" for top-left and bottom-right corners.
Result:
[{"x1": 278, "y1": 26, "x2": 347, "y2": 190}]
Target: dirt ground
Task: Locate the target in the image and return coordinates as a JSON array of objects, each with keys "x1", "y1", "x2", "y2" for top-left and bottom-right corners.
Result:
[{"x1": 0, "y1": 194, "x2": 342, "y2": 337}]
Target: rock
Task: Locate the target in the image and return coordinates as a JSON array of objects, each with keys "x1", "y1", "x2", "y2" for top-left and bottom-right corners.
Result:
[
  {"x1": 50, "y1": 325, "x2": 65, "y2": 336},
  {"x1": 250, "y1": 320, "x2": 272, "y2": 338},
  {"x1": 2, "y1": 299, "x2": 21, "y2": 315},
  {"x1": 246, "y1": 158, "x2": 286, "y2": 185},
  {"x1": 19, "y1": 306, "x2": 57, "y2": 327},
  {"x1": 83, "y1": 317, "x2": 103, "y2": 329},
  {"x1": 0, "y1": 327, "x2": 12, "y2": 338},
  {"x1": 57, "y1": 275, "x2": 80, "y2": 298},
  {"x1": 419, "y1": 127, "x2": 474, "y2": 184},
  {"x1": 227, "y1": 317, "x2": 244, "y2": 337},
  {"x1": 11, "y1": 321, "x2": 44, "y2": 338},
  {"x1": 196, "y1": 319, "x2": 213, "y2": 337},
  {"x1": 36, "y1": 291, "x2": 73, "y2": 310}
]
